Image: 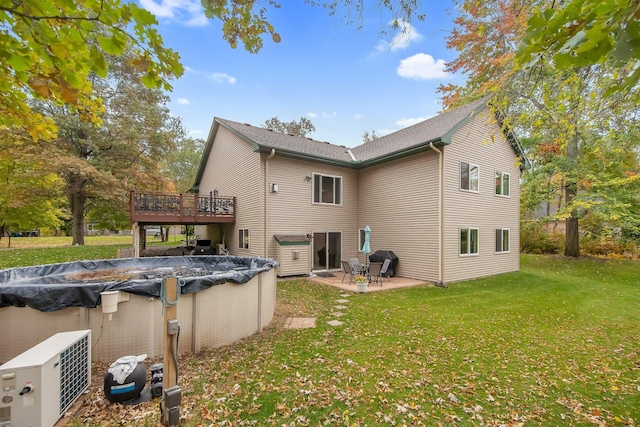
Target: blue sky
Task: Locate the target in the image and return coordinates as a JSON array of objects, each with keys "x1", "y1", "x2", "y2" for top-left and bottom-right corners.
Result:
[{"x1": 139, "y1": 1, "x2": 464, "y2": 148}]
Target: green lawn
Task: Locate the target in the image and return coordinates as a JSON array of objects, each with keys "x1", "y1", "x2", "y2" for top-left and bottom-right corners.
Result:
[
  {"x1": 62, "y1": 254, "x2": 639, "y2": 426},
  {"x1": 0, "y1": 235, "x2": 186, "y2": 268}
]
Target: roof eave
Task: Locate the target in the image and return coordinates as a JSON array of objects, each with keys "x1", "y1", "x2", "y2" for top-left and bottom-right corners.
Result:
[
  {"x1": 491, "y1": 109, "x2": 532, "y2": 171},
  {"x1": 440, "y1": 99, "x2": 531, "y2": 172},
  {"x1": 441, "y1": 100, "x2": 490, "y2": 144},
  {"x1": 192, "y1": 119, "x2": 219, "y2": 192},
  {"x1": 256, "y1": 146, "x2": 352, "y2": 167},
  {"x1": 355, "y1": 139, "x2": 448, "y2": 169},
  {"x1": 193, "y1": 119, "x2": 262, "y2": 192}
]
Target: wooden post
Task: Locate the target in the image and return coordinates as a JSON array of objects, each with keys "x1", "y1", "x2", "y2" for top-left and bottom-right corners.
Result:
[
  {"x1": 132, "y1": 222, "x2": 140, "y2": 258},
  {"x1": 162, "y1": 277, "x2": 178, "y2": 400}
]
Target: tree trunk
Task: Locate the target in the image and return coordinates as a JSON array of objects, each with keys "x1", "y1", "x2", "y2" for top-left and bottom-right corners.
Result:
[
  {"x1": 565, "y1": 217, "x2": 579, "y2": 257},
  {"x1": 564, "y1": 135, "x2": 580, "y2": 257},
  {"x1": 69, "y1": 182, "x2": 87, "y2": 246}
]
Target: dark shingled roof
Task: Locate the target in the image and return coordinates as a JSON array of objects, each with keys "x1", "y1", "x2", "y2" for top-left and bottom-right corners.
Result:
[
  {"x1": 193, "y1": 97, "x2": 527, "y2": 191},
  {"x1": 216, "y1": 118, "x2": 354, "y2": 163},
  {"x1": 215, "y1": 97, "x2": 490, "y2": 165},
  {"x1": 351, "y1": 97, "x2": 489, "y2": 161}
]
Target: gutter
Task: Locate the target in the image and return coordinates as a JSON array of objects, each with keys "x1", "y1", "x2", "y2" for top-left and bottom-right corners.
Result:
[
  {"x1": 429, "y1": 142, "x2": 446, "y2": 287},
  {"x1": 265, "y1": 149, "x2": 275, "y2": 258}
]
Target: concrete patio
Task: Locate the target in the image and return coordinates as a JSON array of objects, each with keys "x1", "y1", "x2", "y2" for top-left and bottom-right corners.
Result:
[{"x1": 303, "y1": 271, "x2": 429, "y2": 293}]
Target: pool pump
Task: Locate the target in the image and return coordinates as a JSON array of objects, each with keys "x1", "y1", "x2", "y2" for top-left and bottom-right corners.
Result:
[{"x1": 150, "y1": 363, "x2": 164, "y2": 398}]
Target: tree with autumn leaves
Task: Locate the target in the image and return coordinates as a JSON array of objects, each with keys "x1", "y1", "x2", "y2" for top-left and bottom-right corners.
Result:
[
  {"x1": 0, "y1": 1, "x2": 426, "y2": 244},
  {"x1": 441, "y1": 0, "x2": 640, "y2": 257}
]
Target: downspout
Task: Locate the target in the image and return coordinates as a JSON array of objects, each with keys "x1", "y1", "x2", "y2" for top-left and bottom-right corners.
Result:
[
  {"x1": 265, "y1": 149, "x2": 276, "y2": 258},
  {"x1": 346, "y1": 149, "x2": 357, "y2": 162},
  {"x1": 430, "y1": 143, "x2": 446, "y2": 287}
]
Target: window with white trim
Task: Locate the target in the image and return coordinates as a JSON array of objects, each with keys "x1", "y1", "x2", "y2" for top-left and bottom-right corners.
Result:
[
  {"x1": 358, "y1": 228, "x2": 365, "y2": 252},
  {"x1": 495, "y1": 171, "x2": 510, "y2": 197},
  {"x1": 460, "y1": 162, "x2": 479, "y2": 192},
  {"x1": 238, "y1": 228, "x2": 249, "y2": 249},
  {"x1": 460, "y1": 227, "x2": 479, "y2": 256},
  {"x1": 495, "y1": 228, "x2": 510, "y2": 253},
  {"x1": 313, "y1": 173, "x2": 342, "y2": 205}
]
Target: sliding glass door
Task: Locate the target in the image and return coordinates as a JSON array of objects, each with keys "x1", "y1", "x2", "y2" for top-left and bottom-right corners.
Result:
[{"x1": 313, "y1": 232, "x2": 342, "y2": 271}]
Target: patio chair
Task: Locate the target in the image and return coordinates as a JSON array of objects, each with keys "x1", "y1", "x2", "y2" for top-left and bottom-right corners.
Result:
[
  {"x1": 368, "y1": 261, "x2": 383, "y2": 286},
  {"x1": 349, "y1": 257, "x2": 364, "y2": 274},
  {"x1": 379, "y1": 258, "x2": 392, "y2": 283},
  {"x1": 341, "y1": 260, "x2": 358, "y2": 284}
]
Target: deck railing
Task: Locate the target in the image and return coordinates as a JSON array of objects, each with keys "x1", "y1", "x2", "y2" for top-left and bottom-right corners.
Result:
[{"x1": 129, "y1": 191, "x2": 235, "y2": 224}]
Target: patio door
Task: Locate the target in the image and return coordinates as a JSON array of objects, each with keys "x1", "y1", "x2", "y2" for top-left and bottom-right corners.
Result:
[{"x1": 313, "y1": 232, "x2": 341, "y2": 271}]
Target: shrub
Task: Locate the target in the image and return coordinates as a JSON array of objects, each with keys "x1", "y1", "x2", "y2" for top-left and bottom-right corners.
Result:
[
  {"x1": 581, "y1": 238, "x2": 640, "y2": 259},
  {"x1": 521, "y1": 221, "x2": 565, "y2": 254}
]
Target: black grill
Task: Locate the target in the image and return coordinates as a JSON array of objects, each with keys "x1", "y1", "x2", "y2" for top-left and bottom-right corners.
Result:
[
  {"x1": 368, "y1": 250, "x2": 399, "y2": 277},
  {"x1": 192, "y1": 239, "x2": 214, "y2": 255}
]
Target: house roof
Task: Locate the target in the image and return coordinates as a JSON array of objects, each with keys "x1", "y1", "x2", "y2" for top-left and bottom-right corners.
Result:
[
  {"x1": 216, "y1": 118, "x2": 355, "y2": 164},
  {"x1": 350, "y1": 97, "x2": 489, "y2": 162},
  {"x1": 193, "y1": 98, "x2": 528, "y2": 191}
]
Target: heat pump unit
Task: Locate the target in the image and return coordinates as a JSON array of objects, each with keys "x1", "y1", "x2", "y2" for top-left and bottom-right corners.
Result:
[{"x1": 0, "y1": 330, "x2": 91, "y2": 427}]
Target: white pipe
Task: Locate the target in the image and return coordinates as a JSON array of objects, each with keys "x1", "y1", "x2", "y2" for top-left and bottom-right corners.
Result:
[
  {"x1": 430, "y1": 143, "x2": 444, "y2": 285},
  {"x1": 347, "y1": 149, "x2": 357, "y2": 161},
  {"x1": 265, "y1": 149, "x2": 276, "y2": 258}
]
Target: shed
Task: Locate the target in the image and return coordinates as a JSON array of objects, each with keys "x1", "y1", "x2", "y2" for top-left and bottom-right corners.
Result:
[{"x1": 274, "y1": 235, "x2": 311, "y2": 277}]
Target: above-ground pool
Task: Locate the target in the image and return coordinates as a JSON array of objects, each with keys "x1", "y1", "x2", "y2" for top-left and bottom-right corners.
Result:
[{"x1": 0, "y1": 256, "x2": 278, "y2": 363}]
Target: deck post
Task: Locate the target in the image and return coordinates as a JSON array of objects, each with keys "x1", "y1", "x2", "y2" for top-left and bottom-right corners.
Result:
[
  {"x1": 179, "y1": 193, "x2": 183, "y2": 222},
  {"x1": 193, "y1": 193, "x2": 199, "y2": 222},
  {"x1": 132, "y1": 222, "x2": 140, "y2": 257},
  {"x1": 129, "y1": 190, "x2": 135, "y2": 221}
]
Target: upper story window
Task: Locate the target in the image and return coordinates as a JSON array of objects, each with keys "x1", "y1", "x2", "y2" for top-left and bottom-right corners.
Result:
[
  {"x1": 495, "y1": 171, "x2": 510, "y2": 197},
  {"x1": 460, "y1": 162, "x2": 479, "y2": 192},
  {"x1": 313, "y1": 173, "x2": 342, "y2": 205}
]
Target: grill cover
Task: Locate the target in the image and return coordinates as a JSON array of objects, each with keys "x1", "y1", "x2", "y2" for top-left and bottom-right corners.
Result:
[{"x1": 368, "y1": 250, "x2": 399, "y2": 277}]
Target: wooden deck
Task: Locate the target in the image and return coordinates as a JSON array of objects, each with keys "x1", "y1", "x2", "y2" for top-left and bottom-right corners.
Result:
[{"x1": 129, "y1": 191, "x2": 235, "y2": 225}]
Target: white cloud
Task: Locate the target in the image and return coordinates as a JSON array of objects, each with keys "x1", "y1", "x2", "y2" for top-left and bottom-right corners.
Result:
[
  {"x1": 211, "y1": 73, "x2": 236, "y2": 84},
  {"x1": 396, "y1": 116, "x2": 431, "y2": 127},
  {"x1": 377, "y1": 129, "x2": 395, "y2": 136},
  {"x1": 177, "y1": 98, "x2": 190, "y2": 105},
  {"x1": 306, "y1": 111, "x2": 336, "y2": 120},
  {"x1": 185, "y1": 14, "x2": 208, "y2": 27},
  {"x1": 353, "y1": 113, "x2": 364, "y2": 120},
  {"x1": 188, "y1": 129, "x2": 204, "y2": 135},
  {"x1": 375, "y1": 20, "x2": 423, "y2": 52},
  {"x1": 139, "y1": 0, "x2": 207, "y2": 27},
  {"x1": 397, "y1": 53, "x2": 450, "y2": 80}
]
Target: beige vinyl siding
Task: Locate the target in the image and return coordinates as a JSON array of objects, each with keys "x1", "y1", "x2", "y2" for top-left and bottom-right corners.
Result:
[
  {"x1": 274, "y1": 243, "x2": 310, "y2": 277},
  {"x1": 198, "y1": 126, "x2": 264, "y2": 256},
  {"x1": 266, "y1": 156, "x2": 358, "y2": 269},
  {"x1": 443, "y1": 110, "x2": 521, "y2": 283},
  {"x1": 358, "y1": 151, "x2": 440, "y2": 281}
]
